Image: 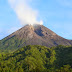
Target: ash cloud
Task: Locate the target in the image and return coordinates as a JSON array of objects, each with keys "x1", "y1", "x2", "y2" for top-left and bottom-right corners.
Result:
[{"x1": 8, "y1": 0, "x2": 43, "y2": 25}]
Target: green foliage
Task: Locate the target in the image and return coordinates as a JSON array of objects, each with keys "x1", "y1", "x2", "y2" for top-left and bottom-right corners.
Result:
[
  {"x1": 0, "y1": 45, "x2": 72, "y2": 72},
  {"x1": 0, "y1": 36, "x2": 26, "y2": 53},
  {"x1": 55, "y1": 45, "x2": 72, "y2": 68}
]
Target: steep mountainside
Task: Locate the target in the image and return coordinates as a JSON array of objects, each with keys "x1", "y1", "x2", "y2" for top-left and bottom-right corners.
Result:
[{"x1": 0, "y1": 25, "x2": 72, "y2": 52}]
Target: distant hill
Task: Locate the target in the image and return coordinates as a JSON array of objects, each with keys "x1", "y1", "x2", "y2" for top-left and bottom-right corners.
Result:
[
  {"x1": 0, "y1": 45, "x2": 72, "y2": 72},
  {"x1": 0, "y1": 25, "x2": 72, "y2": 53}
]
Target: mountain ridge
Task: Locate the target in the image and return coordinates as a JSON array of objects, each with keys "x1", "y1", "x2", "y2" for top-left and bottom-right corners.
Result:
[{"x1": 0, "y1": 24, "x2": 72, "y2": 52}]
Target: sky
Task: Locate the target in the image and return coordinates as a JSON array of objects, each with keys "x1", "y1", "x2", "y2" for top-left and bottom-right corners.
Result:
[{"x1": 0, "y1": 0, "x2": 72, "y2": 40}]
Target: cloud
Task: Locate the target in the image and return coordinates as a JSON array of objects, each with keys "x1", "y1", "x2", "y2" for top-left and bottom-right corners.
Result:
[
  {"x1": 0, "y1": 27, "x2": 21, "y2": 40},
  {"x1": 8, "y1": 0, "x2": 43, "y2": 25},
  {"x1": 0, "y1": 28, "x2": 2, "y2": 33},
  {"x1": 7, "y1": 27, "x2": 21, "y2": 34}
]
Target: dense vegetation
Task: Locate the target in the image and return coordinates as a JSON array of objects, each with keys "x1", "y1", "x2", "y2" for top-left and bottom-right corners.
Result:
[
  {"x1": 0, "y1": 36, "x2": 26, "y2": 53},
  {"x1": 0, "y1": 45, "x2": 72, "y2": 72}
]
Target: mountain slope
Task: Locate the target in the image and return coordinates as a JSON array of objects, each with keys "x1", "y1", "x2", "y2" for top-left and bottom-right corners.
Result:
[{"x1": 0, "y1": 25, "x2": 72, "y2": 52}]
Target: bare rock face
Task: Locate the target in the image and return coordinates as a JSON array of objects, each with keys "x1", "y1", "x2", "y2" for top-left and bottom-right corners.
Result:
[{"x1": 0, "y1": 24, "x2": 72, "y2": 51}]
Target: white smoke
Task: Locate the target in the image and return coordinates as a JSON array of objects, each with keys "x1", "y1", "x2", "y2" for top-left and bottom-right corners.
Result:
[{"x1": 8, "y1": 0, "x2": 43, "y2": 25}]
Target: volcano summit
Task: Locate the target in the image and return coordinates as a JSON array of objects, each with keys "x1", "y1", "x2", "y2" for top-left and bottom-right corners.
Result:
[{"x1": 0, "y1": 25, "x2": 72, "y2": 52}]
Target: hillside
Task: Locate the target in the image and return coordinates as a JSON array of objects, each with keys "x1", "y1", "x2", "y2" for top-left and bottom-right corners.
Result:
[
  {"x1": 0, "y1": 25, "x2": 72, "y2": 53},
  {"x1": 0, "y1": 45, "x2": 72, "y2": 72}
]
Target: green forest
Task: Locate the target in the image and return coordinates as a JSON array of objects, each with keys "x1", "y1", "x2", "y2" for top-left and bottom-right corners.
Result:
[{"x1": 0, "y1": 45, "x2": 72, "y2": 72}]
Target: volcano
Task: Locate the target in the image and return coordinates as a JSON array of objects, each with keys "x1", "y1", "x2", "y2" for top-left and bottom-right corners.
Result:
[{"x1": 0, "y1": 25, "x2": 72, "y2": 52}]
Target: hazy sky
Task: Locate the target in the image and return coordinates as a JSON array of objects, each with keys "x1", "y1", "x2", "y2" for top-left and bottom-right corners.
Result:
[{"x1": 0, "y1": 0, "x2": 72, "y2": 40}]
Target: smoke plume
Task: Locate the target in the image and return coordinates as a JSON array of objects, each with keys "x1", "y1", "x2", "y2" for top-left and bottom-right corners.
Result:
[{"x1": 8, "y1": 0, "x2": 43, "y2": 25}]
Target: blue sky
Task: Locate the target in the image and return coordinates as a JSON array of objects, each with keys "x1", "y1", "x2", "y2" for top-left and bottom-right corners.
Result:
[{"x1": 0, "y1": 0, "x2": 72, "y2": 40}]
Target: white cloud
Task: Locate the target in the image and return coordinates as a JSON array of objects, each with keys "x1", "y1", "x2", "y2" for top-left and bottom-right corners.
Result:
[
  {"x1": 8, "y1": 0, "x2": 43, "y2": 25},
  {"x1": 0, "y1": 28, "x2": 2, "y2": 33},
  {"x1": 7, "y1": 27, "x2": 21, "y2": 34}
]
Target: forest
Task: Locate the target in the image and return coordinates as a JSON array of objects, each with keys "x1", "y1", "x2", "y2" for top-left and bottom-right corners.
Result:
[{"x1": 0, "y1": 45, "x2": 72, "y2": 72}]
